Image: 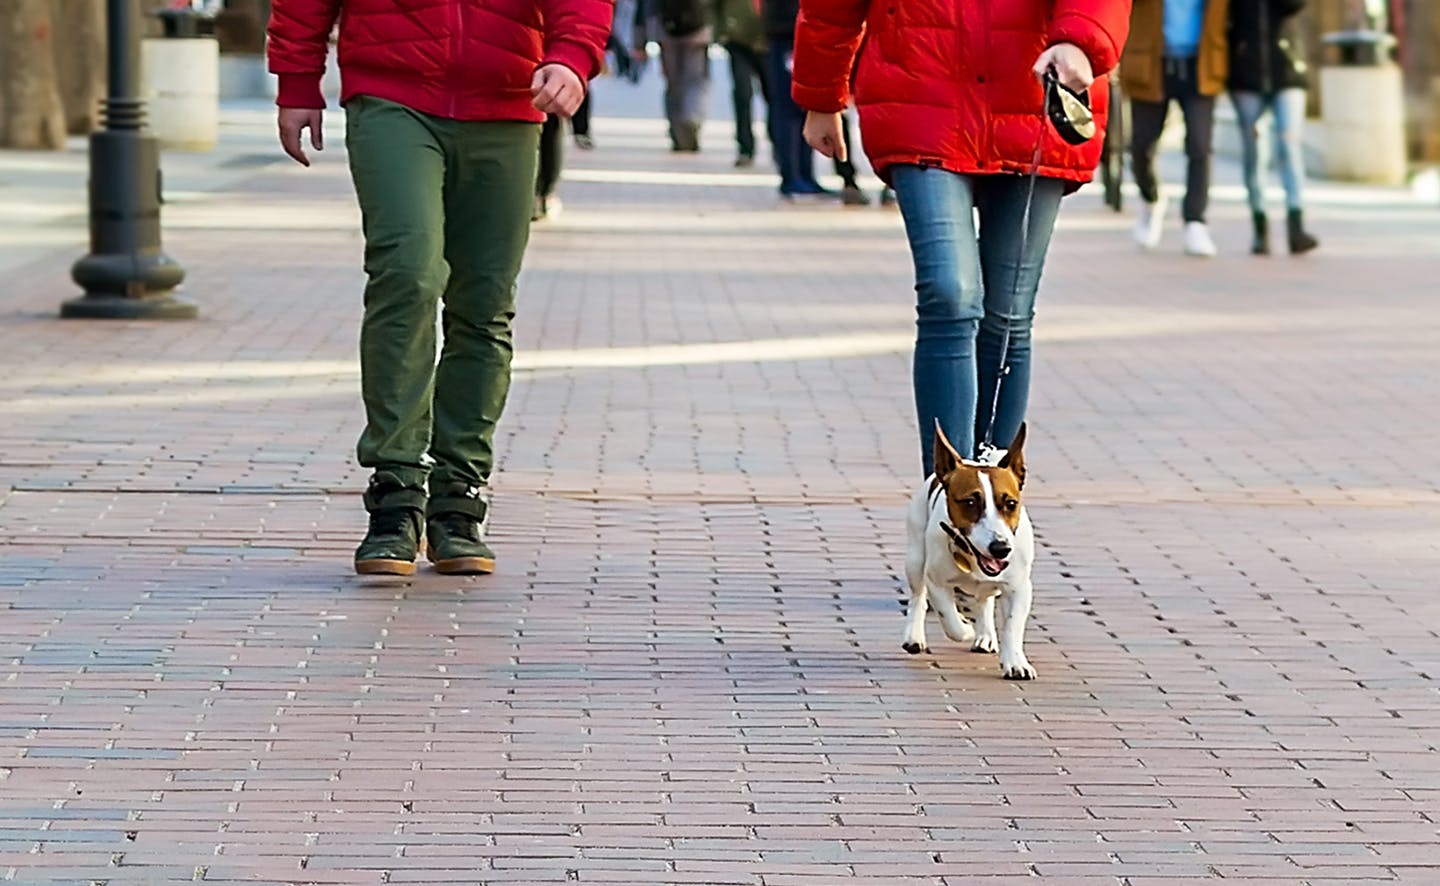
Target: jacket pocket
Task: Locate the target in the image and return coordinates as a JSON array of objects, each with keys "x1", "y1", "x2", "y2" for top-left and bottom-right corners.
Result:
[{"x1": 876, "y1": 3, "x2": 905, "y2": 63}]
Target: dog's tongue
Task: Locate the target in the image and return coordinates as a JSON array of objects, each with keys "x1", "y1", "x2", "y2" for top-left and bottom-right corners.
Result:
[{"x1": 980, "y1": 555, "x2": 1007, "y2": 574}]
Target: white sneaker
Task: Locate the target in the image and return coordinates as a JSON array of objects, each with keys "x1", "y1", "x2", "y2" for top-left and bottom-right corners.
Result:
[
  {"x1": 1183, "y1": 221, "x2": 1218, "y2": 257},
  {"x1": 1132, "y1": 195, "x2": 1167, "y2": 251}
]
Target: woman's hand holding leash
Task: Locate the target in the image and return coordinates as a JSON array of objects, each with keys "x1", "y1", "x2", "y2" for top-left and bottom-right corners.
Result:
[{"x1": 1032, "y1": 43, "x2": 1093, "y2": 92}]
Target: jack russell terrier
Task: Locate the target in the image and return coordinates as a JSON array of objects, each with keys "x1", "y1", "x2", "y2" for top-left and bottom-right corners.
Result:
[{"x1": 903, "y1": 423, "x2": 1037, "y2": 680}]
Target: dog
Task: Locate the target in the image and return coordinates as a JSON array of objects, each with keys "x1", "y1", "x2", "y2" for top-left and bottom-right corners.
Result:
[{"x1": 902, "y1": 422, "x2": 1037, "y2": 680}]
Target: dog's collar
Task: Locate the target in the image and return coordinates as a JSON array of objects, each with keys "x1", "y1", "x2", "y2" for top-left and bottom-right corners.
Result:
[{"x1": 939, "y1": 520, "x2": 978, "y2": 574}]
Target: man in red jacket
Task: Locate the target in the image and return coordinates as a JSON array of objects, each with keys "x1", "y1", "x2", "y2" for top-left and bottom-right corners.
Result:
[{"x1": 267, "y1": 0, "x2": 612, "y2": 576}]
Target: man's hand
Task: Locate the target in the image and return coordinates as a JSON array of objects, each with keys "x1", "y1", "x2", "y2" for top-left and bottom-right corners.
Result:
[
  {"x1": 278, "y1": 108, "x2": 324, "y2": 167},
  {"x1": 531, "y1": 64, "x2": 586, "y2": 117},
  {"x1": 803, "y1": 111, "x2": 846, "y2": 162},
  {"x1": 1033, "y1": 43, "x2": 1095, "y2": 93}
]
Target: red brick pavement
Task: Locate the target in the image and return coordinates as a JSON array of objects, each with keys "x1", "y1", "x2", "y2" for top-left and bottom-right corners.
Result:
[{"x1": 2, "y1": 95, "x2": 1440, "y2": 884}]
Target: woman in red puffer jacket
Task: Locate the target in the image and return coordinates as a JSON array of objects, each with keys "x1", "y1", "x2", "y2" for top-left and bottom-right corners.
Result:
[{"x1": 792, "y1": 0, "x2": 1130, "y2": 477}]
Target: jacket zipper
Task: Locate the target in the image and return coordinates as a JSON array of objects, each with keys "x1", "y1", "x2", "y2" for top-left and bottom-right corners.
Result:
[
  {"x1": 978, "y1": 0, "x2": 993, "y2": 169},
  {"x1": 449, "y1": 0, "x2": 463, "y2": 118}
]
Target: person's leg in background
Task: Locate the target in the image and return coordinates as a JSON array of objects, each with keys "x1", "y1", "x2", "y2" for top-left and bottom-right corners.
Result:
[
  {"x1": 726, "y1": 41, "x2": 758, "y2": 166},
  {"x1": 1173, "y1": 58, "x2": 1218, "y2": 257},
  {"x1": 766, "y1": 39, "x2": 827, "y2": 197},
  {"x1": 749, "y1": 43, "x2": 774, "y2": 160},
  {"x1": 890, "y1": 165, "x2": 985, "y2": 475},
  {"x1": 428, "y1": 118, "x2": 541, "y2": 574},
  {"x1": 791, "y1": 92, "x2": 821, "y2": 193},
  {"x1": 744, "y1": 43, "x2": 776, "y2": 171},
  {"x1": 533, "y1": 113, "x2": 563, "y2": 220},
  {"x1": 676, "y1": 35, "x2": 711, "y2": 152},
  {"x1": 766, "y1": 39, "x2": 802, "y2": 194},
  {"x1": 571, "y1": 93, "x2": 593, "y2": 150},
  {"x1": 344, "y1": 95, "x2": 448, "y2": 574},
  {"x1": 835, "y1": 111, "x2": 870, "y2": 205},
  {"x1": 1230, "y1": 89, "x2": 1270, "y2": 253},
  {"x1": 1272, "y1": 87, "x2": 1318, "y2": 254},
  {"x1": 972, "y1": 175, "x2": 1064, "y2": 453},
  {"x1": 1128, "y1": 94, "x2": 1170, "y2": 250},
  {"x1": 659, "y1": 36, "x2": 690, "y2": 150}
]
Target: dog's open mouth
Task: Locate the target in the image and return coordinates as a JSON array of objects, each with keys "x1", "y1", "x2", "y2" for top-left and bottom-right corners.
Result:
[
  {"x1": 942, "y1": 522, "x2": 1009, "y2": 577},
  {"x1": 974, "y1": 552, "x2": 1008, "y2": 577}
]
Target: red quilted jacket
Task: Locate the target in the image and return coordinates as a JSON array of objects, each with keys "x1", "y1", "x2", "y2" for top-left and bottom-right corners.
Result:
[
  {"x1": 267, "y1": 0, "x2": 613, "y2": 122},
  {"x1": 792, "y1": 0, "x2": 1131, "y2": 186}
]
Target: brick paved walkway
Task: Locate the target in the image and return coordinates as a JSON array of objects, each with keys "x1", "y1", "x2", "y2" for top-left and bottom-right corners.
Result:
[{"x1": 2, "y1": 79, "x2": 1440, "y2": 884}]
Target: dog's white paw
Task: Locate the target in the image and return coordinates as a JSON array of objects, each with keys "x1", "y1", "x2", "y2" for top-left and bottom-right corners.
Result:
[
  {"x1": 902, "y1": 640, "x2": 929, "y2": 655},
  {"x1": 971, "y1": 633, "x2": 997, "y2": 654},
  {"x1": 941, "y1": 618, "x2": 976, "y2": 645},
  {"x1": 1000, "y1": 654, "x2": 1037, "y2": 680}
]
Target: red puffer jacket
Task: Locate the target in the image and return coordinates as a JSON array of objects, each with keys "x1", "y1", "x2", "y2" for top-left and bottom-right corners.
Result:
[
  {"x1": 268, "y1": 0, "x2": 613, "y2": 123},
  {"x1": 792, "y1": 0, "x2": 1130, "y2": 186}
]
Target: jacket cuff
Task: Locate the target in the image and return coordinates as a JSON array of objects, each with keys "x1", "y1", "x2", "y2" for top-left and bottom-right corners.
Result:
[
  {"x1": 791, "y1": 82, "x2": 847, "y2": 115},
  {"x1": 543, "y1": 40, "x2": 601, "y2": 84},
  {"x1": 1050, "y1": 12, "x2": 1120, "y2": 76},
  {"x1": 275, "y1": 73, "x2": 327, "y2": 109}
]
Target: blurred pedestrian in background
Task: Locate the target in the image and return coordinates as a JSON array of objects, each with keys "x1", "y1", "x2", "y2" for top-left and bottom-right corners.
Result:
[
  {"x1": 1228, "y1": 0, "x2": 1318, "y2": 255},
  {"x1": 1123, "y1": 0, "x2": 1229, "y2": 257}
]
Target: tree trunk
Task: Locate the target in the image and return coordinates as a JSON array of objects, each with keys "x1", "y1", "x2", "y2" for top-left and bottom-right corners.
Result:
[
  {"x1": 0, "y1": 0, "x2": 67, "y2": 149},
  {"x1": 52, "y1": 0, "x2": 108, "y2": 135}
]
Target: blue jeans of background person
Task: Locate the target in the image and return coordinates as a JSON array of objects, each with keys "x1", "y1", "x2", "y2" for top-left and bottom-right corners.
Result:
[
  {"x1": 766, "y1": 39, "x2": 821, "y2": 195},
  {"x1": 891, "y1": 166, "x2": 1065, "y2": 477},
  {"x1": 1232, "y1": 88, "x2": 1307, "y2": 213}
]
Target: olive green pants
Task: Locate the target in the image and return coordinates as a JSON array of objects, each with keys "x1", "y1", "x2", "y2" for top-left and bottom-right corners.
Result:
[{"x1": 345, "y1": 96, "x2": 540, "y2": 492}]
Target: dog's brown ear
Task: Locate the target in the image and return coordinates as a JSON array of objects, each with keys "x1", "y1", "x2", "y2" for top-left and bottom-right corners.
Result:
[
  {"x1": 933, "y1": 420, "x2": 961, "y2": 479},
  {"x1": 999, "y1": 422, "x2": 1027, "y2": 488}
]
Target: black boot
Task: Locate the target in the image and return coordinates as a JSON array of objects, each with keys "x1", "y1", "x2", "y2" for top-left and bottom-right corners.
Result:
[
  {"x1": 1287, "y1": 209, "x2": 1318, "y2": 255},
  {"x1": 1250, "y1": 212, "x2": 1270, "y2": 255},
  {"x1": 426, "y1": 483, "x2": 496, "y2": 575},
  {"x1": 355, "y1": 474, "x2": 425, "y2": 575}
]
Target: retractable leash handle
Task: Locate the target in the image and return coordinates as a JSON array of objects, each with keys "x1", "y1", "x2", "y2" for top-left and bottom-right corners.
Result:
[
  {"x1": 975, "y1": 68, "x2": 1095, "y2": 461},
  {"x1": 1044, "y1": 68, "x2": 1097, "y2": 145}
]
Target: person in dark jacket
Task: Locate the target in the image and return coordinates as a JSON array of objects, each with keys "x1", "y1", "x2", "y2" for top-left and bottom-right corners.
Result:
[
  {"x1": 715, "y1": 0, "x2": 770, "y2": 167},
  {"x1": 1227, "y1": 0, "x2": 1318, "y2": 254}
]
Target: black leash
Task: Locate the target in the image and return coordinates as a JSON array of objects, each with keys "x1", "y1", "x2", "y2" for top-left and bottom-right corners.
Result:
[{"x1": 976, "y1": 70, "x2": 1093, "y2": 459}]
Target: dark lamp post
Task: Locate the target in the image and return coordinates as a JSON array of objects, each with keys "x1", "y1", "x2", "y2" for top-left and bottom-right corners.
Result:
[{"x1": 61, "y1": 0, "x2": 196, "y2": 320}]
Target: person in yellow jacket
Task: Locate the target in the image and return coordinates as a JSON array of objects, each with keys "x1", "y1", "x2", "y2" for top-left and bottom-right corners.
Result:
[{"x1": 1122, "y1": 0, "x2": 1228, "y2": 257}]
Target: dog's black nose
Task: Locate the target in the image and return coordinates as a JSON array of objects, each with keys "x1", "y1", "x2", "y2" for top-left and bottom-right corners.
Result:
[{"x1": 988, "y1": 540, "x2": 1012, "y2": 560}]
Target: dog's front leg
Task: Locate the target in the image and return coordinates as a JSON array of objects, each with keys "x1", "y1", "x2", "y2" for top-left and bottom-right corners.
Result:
[
  {"x1": 902, "y1": 570, "x2": 930, "y2": 655},
  {"x1": 926, "y1": 583, "x2": 976, "y2": 646},
  {"x1": 997, "y1": 581, "x2": 1037, "y2": 680},
  {"x1": 970, "y1": 594, "x2": 998, "y2": 654}
]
